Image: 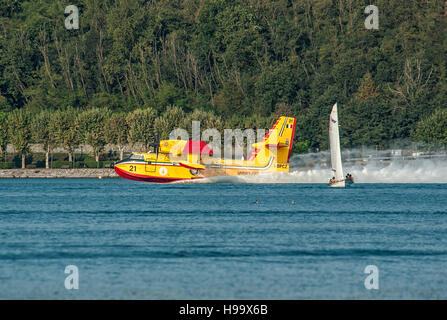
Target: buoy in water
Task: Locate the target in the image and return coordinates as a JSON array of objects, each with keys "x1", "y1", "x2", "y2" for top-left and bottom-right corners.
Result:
[{"x1": 98, "y1": 176, "x2": 102, "y2": 179}]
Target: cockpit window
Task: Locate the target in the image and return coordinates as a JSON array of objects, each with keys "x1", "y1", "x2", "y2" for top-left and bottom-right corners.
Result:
[{"x1": 129, "y1": 154, "x2": 145, "y2": 160}]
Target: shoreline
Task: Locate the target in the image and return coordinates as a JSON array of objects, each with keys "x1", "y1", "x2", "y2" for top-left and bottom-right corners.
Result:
[{"x1": 0, "y1": 169, "x2": 119, "y2": 179}]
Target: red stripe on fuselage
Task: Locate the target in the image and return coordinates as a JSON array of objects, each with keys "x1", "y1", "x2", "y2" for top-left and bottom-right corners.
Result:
[
  {"x1": 287, "y1": 118, "x2": 297, "y2": 163},
  {"x1": 114, "y1": 166, "x2": 195, "y2": 183}
]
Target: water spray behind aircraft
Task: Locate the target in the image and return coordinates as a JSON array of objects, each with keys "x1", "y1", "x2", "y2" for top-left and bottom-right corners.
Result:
[{"x1": 178, "y1": 148, "x2": 447, "y2": 184}]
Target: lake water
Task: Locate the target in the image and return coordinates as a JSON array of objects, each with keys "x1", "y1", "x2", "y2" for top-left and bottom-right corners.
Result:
[{"x1": 0, "y1": 179, "x2": 446, "y2": 299}]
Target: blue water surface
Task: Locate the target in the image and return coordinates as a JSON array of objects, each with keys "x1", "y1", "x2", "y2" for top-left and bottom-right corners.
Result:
[{"x1": 0, "y1": 179, "x2": 446, "y2": 299}]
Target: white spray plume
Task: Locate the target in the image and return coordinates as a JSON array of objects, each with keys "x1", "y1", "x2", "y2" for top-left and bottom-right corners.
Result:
[{"x1": 176, "y1": 149, "x2": 447, "y2": 184}]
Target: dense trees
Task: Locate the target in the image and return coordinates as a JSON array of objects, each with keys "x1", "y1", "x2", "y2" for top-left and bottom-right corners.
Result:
[
  {"x1": 154, "y1": 105, "x2": 186, "y2": 140},
  {"x1": 104, "y1": 113, "x2": 129, "y2": 160},
  {"x1": 0, "y1": 0, "x2": 446, "y2": 158},
  {"x1": 0, "y1": 112, "x2": 8, "y2": 161},
  {"x1": 413, "y1": 108, "x2": 447, "y2": 148},
  {"x1": 50, "y1": 108, "x2": 80, "y2": 164},
  {"x1": 7, "y1": 109, "x2": 31, "y2": 168},
  {"x1": 31, "y1": 110, "x2": 56, "y2": 168},
  {"x1": 77, "y1": 108, "x2": 112, "y2": 166},
  {"x1": 126, "y1": 108, "x2": 157, "y2": 152}
]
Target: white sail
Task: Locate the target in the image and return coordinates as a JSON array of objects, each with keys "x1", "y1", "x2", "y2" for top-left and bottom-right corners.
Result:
[{"x1": 329, "y1": 103, "x2": 345, "y2": 187}]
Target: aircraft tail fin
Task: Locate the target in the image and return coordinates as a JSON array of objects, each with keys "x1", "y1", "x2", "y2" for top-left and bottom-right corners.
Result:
[{"x1": 248, "y1": 116, "x2": 296, "y2": 164}]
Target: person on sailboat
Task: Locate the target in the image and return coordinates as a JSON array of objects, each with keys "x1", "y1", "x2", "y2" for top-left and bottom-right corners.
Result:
[
  {"x1": 330, "y1": 177, "x2": 336, "y2": 184},
  {"x1": 345, "y1": 173, "x2": 354, "y2": 183}
]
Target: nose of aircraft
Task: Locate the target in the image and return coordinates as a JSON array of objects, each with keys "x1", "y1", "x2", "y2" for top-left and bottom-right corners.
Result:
[{"x1": 114, "y1": 159, "x2": 127, "y2": 167}]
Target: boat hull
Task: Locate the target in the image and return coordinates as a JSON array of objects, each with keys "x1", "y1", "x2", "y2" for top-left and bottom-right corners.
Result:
[
  {"x1": 329, "y1": 180, "x2": 346, "y2": 188},
  {"x1": 114, "y1": 165, "x2": 198, "y2": 183}
]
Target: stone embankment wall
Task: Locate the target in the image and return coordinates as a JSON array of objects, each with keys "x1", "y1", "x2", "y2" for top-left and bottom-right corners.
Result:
[{"x1": 0, "y1": 169, "x2": 119, "y2": 178}]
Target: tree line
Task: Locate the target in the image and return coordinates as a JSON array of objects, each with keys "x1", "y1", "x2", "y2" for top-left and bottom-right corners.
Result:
[
  {"x1": 0, "y1": 102, "x2": 444, "y2": 169},
  {"x1": 1, "y1": 0, "x2": 447, "y2": 163},
  {"x1": 0, "y1": 106, "x2": 279, "y2": 169}
]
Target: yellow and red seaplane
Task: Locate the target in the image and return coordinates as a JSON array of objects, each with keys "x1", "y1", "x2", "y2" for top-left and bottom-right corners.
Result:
[{"x1": 114, "y1": 116, "x2": 296, "y2": 183}]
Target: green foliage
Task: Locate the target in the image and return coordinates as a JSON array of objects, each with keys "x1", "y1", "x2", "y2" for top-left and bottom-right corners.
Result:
[
  {"x1": 154, "y1": 83, "x2": 192, "y2": 113},
  {"x1": 0, "y1": 111, "x2": 8, "y2": 159},
  {"x1": 7, "y1": 108, "x2": 31, "y2": 154},
  {"x1": 292, "y1": 141, "x2": 309, "y2": 155},
  {"x1": 52, "y1": 160, "x2": 113, "y2": 169},
  {"x1": 183, "y1": 109, "x2": 224, "y2": 133},
  {"x1": 0, "y1": 0, "x2": 22, "y2": 18},
  {"x1": 341, "y1": 99, "x2": 393, "y2": 148},
  {"x1": 104, "y1": 113, "x2": 128, "y2": 148},
  {"x1": 126, "y1": 108, "x2": 157, "y2": 151},
  {"x1": 77, "y1": 108, "x2": 112, "y2": 162},
  {"x1": 0, "y1": 0, "x2": 446, "y2": 153},
  {"x1": 31, "y1": 110, "x2": 56, "y2": 151},
  {"x1": 0, "y1": 162, "x2": 14, "y2": 169},
  {"x1": 51, "y1": 161, "x2": 72, "y2": 169},
  {"x1": 0, "y1": 95, "x2": 11, "y2": 112},
  {"x1": 212, "y1": 81, "x2": 247, "y2": 118},
  {"x1": 154, "y1": 105, "x2": 186, "y2": 140},
  {"x1": 255, "y1": 65, "x2": 298, "y2": 115},
  {"x1": 413, "y1": 108, "x2": 447, "y2": 147},
  {"x1": 74, "y1": 161, "x2": 115, "y2": 168},
  {"x1": 50, "y1": 108, "x2": 80, "y2": 159},
  {"x1": 89, "y1": 93, "x2": 124, "y2": 112}
]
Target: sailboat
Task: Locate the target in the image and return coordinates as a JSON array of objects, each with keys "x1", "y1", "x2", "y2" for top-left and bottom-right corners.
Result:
[{"x1": 328, "y1": 103, "x2": 352, "y2": 187}]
